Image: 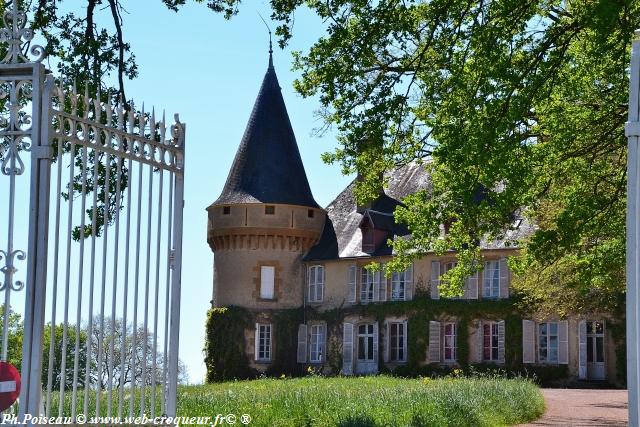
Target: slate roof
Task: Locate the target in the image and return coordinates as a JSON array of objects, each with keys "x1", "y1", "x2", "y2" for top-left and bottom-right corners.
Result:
[
  {"x1": 304, "y1": 162, "x2": 431, "y2": 260},
  {"x1": 304, "y1": 161, "x2": 535, "y2": 261},
  {"x1": 211, "y1": 55, "x2": 320, "y2": 208}
]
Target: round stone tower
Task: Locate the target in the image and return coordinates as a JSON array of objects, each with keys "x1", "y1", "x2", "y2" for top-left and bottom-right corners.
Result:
[{"x1": 207, "y1": 51, "x2": 325, "y2": 309}]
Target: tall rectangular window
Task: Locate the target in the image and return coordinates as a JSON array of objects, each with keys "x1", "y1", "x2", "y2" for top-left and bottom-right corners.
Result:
[
  {"x1": 389, "y1": 322, "x2": 406, "y2": 362},
  {"x1": 483, "y1": 322, "x2": 499, "y2": 361},
  {"x1": 309, "y1": 324, "x2": 325, "y2": 363},
  {"x1": 360, "y1": 268, "x2": 375, "y2": 303},
  {"x1": 260, "y1": 266, "x2": 275, "y2": 299},
  {"x1": 391, "y1": 267, "x2": 411, "y2": 301},
  {"x1": 443, "y1": 322, "x2": 457, "y2": 362},
  {"x1": 538, "y1": 322, "x2": 558, "y2": 363},
  {"x1": 308, "y1": 265, "x2": 324, "y2": 303},
  {"x1": 256, "y1": 324, "x2": 272, "y2": 361},
  {"x1": 483, "y1": 261, "x2": 500, "y2": 298},
  {"x1": 357, "y1": 324, "x2": 375, "y2": 360}
]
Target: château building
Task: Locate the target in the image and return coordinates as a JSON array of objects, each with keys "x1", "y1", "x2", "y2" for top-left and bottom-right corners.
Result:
[{"x1": 206, "y1": 51, "x2": 622, "y2": 384}]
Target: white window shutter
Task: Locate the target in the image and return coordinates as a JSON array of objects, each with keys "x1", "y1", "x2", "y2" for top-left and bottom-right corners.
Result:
[
  {"x1": 254, "y1": 323, "x2": 260, "y2": 361},
  {"x1": 320, "y1": 323, "x2": 327, "y2": 363},
  {"x1": 522, "y1": 320, "x2": 535, "y2": 364},
  {"x1": 318, "y1": 266, "x2": 325, "y2": 302},
  {"x1": 402, "y1": 320, "x2": 408, "y2": 362},
  {"x1": 499, "y1": 258, "x2": 509, "y2": 298},
  {"x1": 268, "y1": 324, "x2": 273, "y2": 360},
  {"x1": 378, "y1": 264, "x2": 387, "y2": 302},
  {"x1": 428, "y1": 321, "x2": 441, "y2": 363},
  {"x1": 476, "y1": 321, "x2": 484, "y2": 363},
  {"x1": 297, "y1": 324, "x2": 308, "y2": 363},
  {"x1": 373, "y1": 269, "x2": 381, "y2": 302},
  {"x1": 498, "y1": 320, "x2": 505, "y2": 363},
  {"x1": 464, "y1": 272, "x2": 479, "y2": 299},
  {"x1": 260, "y1": 266, "x2": 275, "y2": 299},
  {"x1": 347, "y1": 265, "x2": 357, "y2": 303},
  {"x1": 482, "y1": 262, "x2": 490, "y2": 298},
  {"x1": 384, "y1": 321, "x2": 390, "y2": 363},
  {"x1": 373, "y1": 322, "x2": 379, "y2": 367},
  {"x1": 342, "y1": 322, "x2": 354, "y2": 375},
  {"x1": 430, "y1": 261, "x2": 440, "y2": 299},
  {"x1": 307, "y1": 267, "x2": 315, "y2": 302},
  {"x1": 405, "y1": 264, "x2": 414, "y2": 300},
  {"x1": 498, "y1": 258, "x2": 509, "y2": 298},
  {"x1": 578, "y1": 320, "x2": 587, "y2": 379},
  {"x1": 558, "y1": 320, "x2": 569, "y2": 364},
  {"x1": 319, "y1": 323, "x2": 327, "y2": 363}
]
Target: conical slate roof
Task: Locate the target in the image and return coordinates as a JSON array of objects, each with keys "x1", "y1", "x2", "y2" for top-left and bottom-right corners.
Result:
[{"x1": 212, "y1": 54, "x2": 320, "y2": 208}]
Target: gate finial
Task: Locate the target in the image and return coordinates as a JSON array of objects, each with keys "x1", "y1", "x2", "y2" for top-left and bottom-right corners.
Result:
[{"x1": 0, "y1": 0, "x2": 45, "y2": 64}]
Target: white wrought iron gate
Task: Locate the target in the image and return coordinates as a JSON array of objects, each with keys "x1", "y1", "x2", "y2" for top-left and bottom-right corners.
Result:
[{"x1": 0, "y1": 0, "x2": 185, "y2": 420}]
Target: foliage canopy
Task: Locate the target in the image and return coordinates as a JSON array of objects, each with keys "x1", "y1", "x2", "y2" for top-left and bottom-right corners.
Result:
[
  {"x1": 242, "y1": 0, "x2": 636, "y2": 316},
  {"x1": 8, "y1": 0, "x2": 635, "y2": 314}
]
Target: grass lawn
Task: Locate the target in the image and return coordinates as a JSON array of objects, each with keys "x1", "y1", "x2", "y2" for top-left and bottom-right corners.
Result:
[{"x1": 176, "y1": 375, "x2": 545, "y2": 427}]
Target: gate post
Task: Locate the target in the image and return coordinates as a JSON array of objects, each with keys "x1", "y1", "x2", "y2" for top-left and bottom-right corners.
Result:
[
  {"x1": 626, "y1": 29, "x2": 640, "y2": 427},
  {"x1": 18, "y1": 72, "x2": 53, "y2": 417},
  {"x1": 167, "y1": 118, "x2": 186, "y2": 417}
]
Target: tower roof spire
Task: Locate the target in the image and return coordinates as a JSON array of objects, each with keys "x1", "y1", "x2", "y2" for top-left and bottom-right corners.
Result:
[
  {"x1": 268, "y1": 33, "x2": 273, "y2": 68},
  {"x1": 259, "y1": 13, "x2": 274, "y2": 69},
  {"x1": 211, "y1": 42, "x2": 319, "y2": 209}
]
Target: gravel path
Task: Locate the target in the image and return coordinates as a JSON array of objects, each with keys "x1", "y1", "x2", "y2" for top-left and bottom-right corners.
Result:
[{"x1": 518, "y1": 389, "x2": 628, "y2": 426}]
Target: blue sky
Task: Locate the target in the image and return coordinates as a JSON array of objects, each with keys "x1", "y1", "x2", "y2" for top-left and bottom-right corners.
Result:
[{"x1": 114, "y1": 2, "x2": 353, "y2": 382}]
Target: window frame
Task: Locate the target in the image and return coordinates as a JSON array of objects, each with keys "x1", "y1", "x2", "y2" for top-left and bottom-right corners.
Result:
[
  {"x1": 357, "y1": 323, "x2": 375, "y2": 361},
  {"x1": 256, "y1": 324, "x2": 272, "y2": 362},
  {"x1": 538, "y1": 322, "x2": 559, "y2": 363},
  {"x1": 483, "y1": 322, "x2": 499, "y2": 362},
  {"x1": 360, "y1": 268, "x2": 375, "y2": 303},
  {"x1": 307, "y1": 265, "x2": 324, "y2": 303},
  {"x1": 483, "y1": 260, "x2": 500, "y2": 299},
  {"x1": 391, "y1": 269, "x2": 409, "y2": 301},
  {"x1": 265, "y1": 205, "x2": 275, "y2": 215},
  {"x1": 443, "y1": 322, "x2": 457, "y2": 362},
  {"x1": 309, "y1": 324, "x2": 325, "y2": 363},
  {"x1": 259, "y1": 265, "x2": 275, "y2": 300},
  {"x1": 389, "y1": 322, "x2": 407, "y2": 362}
]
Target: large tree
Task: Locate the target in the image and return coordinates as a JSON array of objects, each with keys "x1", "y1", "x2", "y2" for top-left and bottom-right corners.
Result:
[{"x1": 227, "y1": 0, "x2": 636, "y2": 317}]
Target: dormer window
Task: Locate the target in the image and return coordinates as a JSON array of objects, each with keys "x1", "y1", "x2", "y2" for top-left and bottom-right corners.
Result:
[
  {"x1": 265, "y1": 205, "x2": 275, "y2": 215},
  {"x1": 359, "y1": 211, "x2": 393, "y2": 254},
  {"x1": 361, "y1": 220, "x2": 375, "y2": 253}
]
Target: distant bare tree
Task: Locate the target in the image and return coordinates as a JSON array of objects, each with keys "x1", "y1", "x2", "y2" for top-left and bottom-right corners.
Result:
[{"x1": 87, "y1": 316, "x2": 189, "y2": 389}]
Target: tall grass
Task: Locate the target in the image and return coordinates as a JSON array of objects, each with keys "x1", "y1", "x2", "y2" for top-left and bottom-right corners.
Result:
[{"x1": 177, "y1": 376, "x2": 544, "y2": 427}]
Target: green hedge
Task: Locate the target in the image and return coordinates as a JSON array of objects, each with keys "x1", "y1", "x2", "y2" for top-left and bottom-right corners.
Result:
[{"x1": 204, "y1": 306, "x2": 252, "y2": 382}]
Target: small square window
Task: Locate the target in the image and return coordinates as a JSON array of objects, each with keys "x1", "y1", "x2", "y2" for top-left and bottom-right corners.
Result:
[
  {"x1": 222, "y1": 206, "x2": 231, "y2": 215},
  {"x1": 308, "y1": 209, "x2": 314, "y2": 218},
  {"x1": 265, "y1": 205, "x2": 275, "y2": 215}
]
